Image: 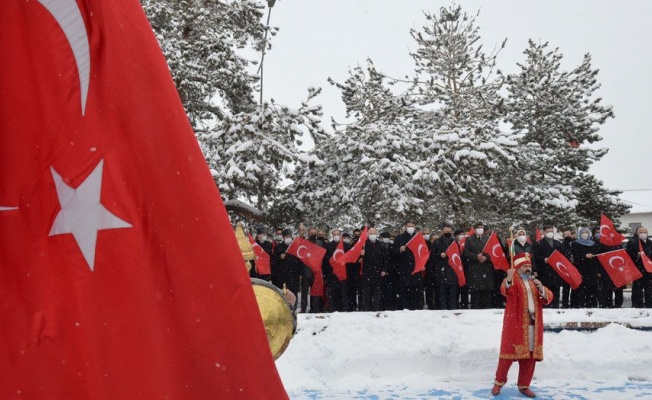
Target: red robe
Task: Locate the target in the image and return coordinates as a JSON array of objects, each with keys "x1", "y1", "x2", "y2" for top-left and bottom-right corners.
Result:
[{"x1": 499, "y1": 274, "x2": 553, "y2": 360}]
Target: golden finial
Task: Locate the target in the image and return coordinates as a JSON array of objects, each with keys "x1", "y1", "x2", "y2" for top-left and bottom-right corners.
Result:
[{"x1": 235, "y1": 222, "x2": 255, "y2": 272}]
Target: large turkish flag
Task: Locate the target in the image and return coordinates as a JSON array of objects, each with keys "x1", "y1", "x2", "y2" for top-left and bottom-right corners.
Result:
[
  {"x1": 483, "y1": 232, "x2": 510, "y2": 271},
  {"x1": 0, "y1": 1, "x2": 287, "y2": 399},
  {"x1": 597, "y1": 249, "x2": 643, "y2": 288},
  {"x1": 547, "y1": 250, "x2": 583, "y2": 290},
  {"x1": 445, "y1": 241, "x2": 466, "y2": 287},
  {"x1": 286, "y1": 237, "x2": 326, "y2": 296},
  {"x1": 406, "y1": 233, "x2": 429, "y2": 275},
  {"x1": 600, "y1": 213, "x2": 626, "y2": 247}
]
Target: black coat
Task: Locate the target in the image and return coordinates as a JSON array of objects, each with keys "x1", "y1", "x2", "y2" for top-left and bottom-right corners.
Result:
[
  {"x1": 361, "y1": 239, "x2": 387, "y2": 284},
  {"x1": 431, "y1": 236, "x2": 458, "y2": 285},
  {"x1": 392, "y1": 231, "x2": 421, "y2": 286},
  {"x1": 533, "y1": 238, "x2": 564, "y2": 287},
  {"x1": 271, "y1": 242, "x2": 303, "y2": 294},
  {"x1": 626, "y1": 236, "x2": 652, "y2": 275},
  {"x1": 462, "y1": 234, "x2": 494, "y2": 290}
]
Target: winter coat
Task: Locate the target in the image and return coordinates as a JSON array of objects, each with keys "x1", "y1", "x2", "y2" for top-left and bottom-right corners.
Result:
[
  {"x1": 431, "y1": 235, "x2": 458, "y2": 285},
  {"x1": 626, "y1": 236, "x2": 652, "y2": 275},
  {"x1": 533, "y1": 238, "x2": 564, "y2": 287},
  {"x1": 360, "y1": 239, "x2": 387, "y2": 284},
  {"x1": 462, "y1": 234, "x2": 494, "y2": 291},
  {"x1": 272, "y1": 242, "x2": 303, "y2": 295},
  {"x1": 392, "y1": 231, "x2": 422, "y2": 286}
]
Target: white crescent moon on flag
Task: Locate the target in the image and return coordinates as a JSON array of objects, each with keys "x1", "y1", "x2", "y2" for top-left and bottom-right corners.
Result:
[
  {"x1": 492, "y1": 244, "x2": 501, "y2": 257},
  {"x1": 417, "y1": 244, "x2": 425, "y2": 258},
  {"x1": 333, "y1": 249, "x2": 344, "y2": 261},
  {"x1": 451, "y1": 253, "x2": 462, "y2": 269},
  {"x1": 39, "y1": 0, "x2": 90, "y2": 115},
  {"x1": 599, "y1": 225, "x2": 610, "y2": 237},
  {"x1": 0, "y1": 206, "x2": 18, "y2": 211},
  {"x1": 608, "y1": 256, "x2": 624, "y2": 269},
  {"x1": 555, "y1": 262, "x2": 571, "y2": 278},
  {"x1": 296, "y1": 245, "x2": 308, "y2": 259}
]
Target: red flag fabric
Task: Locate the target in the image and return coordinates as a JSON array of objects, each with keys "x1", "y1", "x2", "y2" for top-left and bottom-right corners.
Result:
[
  {"x1": 329, "y1": 240, "x2": 347, "y2": 281},
  {"x1": 286, "y1": 238, "x2": 326, "y2": 296},
  {"x1": 0, "y1": 2, "x2": 288, "y2": 399},
  {"x1": 535, "y1": 228, "x2": 543, "y2": 242},
  {"x1": 639, "y1": 240, "x2": 652, "y2": 273},
  {"x1": 406, "y1": 233, "x2": 430, "y2": 275},
  {"x1": 248, "y1": 233, "x2": 271, "y2": 275},
  {"x1": 340, "y1": 226, "x2": 369, "y2": 265},
  {"x1": 459, "y1": 227, "x2": 475, "y2": 252},
  {"x1": 600, "y1": 213, "x2": 626, "y2": 246},
  {"x1": 483, "y1": 232, "x2": 510, "y2": 271},
  {"x1": 445, "y1": 242, "x2": 466, "y2": 287},
  {"x1": 547, "y1": 250, "x2": 583, "y2": 290},
  {"x1": 596, "y1": 249, "x2": 643, "y2": 288}
]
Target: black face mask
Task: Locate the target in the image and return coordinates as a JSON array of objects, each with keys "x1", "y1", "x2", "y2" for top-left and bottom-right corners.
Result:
[
  {"x1": 564, "y1": 237, "x2": 572, "y2": 243},
  {"x1": 309, "y1": 235, "x2": 317, "y2": 241},
  {"x1": 443, "y1": 232, "x2": 452, "y2": 238}
]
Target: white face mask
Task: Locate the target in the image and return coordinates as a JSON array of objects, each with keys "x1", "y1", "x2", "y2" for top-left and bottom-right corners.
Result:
[
  {"x1": 475, "y1": 228, "x2": 484, "y2": 236},
  {"x1": 580, "y1": 233, "x2": 589, "y2": 240},
  {"x1": 517, "y1": 235, "x2": 527, "y2": 244},
  {"x1": 640, "y1": 233, "x2": 649, "y2": 241},
  {"x1": 258, "y1": 235, "x2": 267, "y2": 242},
  {"x1": 343, "y1": 238, "x2": 351, "y2": 244},
  {"x1": 545, "y1": 232, "x2": 554, "y2": 239},
  {"x1": 332, "y1": 235, "x2": 340, "y2": 243},
  {"x1": 383, "y1": 238, "x2": 390, "y2": 244},
  {"x1": 423, "y1": 234, "x2": 430, "y2": 241},
  {"x1": 406, "y1": 227, "x2": 415, "y2": 235},
  {"x1": 457, "y1": 235, "x2": 465, "y2": 241},
  {"x1": 369, "y1": 234, "x2": 378, "y2": 242},
  {"x1": 284, "y1": 237, "x2": 293, "y2": 245},
  {"x1": 275, "y1": 235, "x2": 283, "y2": 242}
]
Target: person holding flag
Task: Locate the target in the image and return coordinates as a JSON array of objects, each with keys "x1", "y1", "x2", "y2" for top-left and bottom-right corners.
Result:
[
  {"x1": 359, "y1": 227, "x2": 388, "y2": 311},
  {"x1": 533, "y1": 225, "x2": 565, "y2": 308},
  {"x1": 392, "y1": 219, "x2": 425, "y2": 310},
  {"x1": 432, "y1": 223, "x2": 460, "y2": 310},
  {"x1": 463, "y1": 223, "x2": 495, "y2": 309},
  {"x1": 250, "y1": 225, "x2": 273, "y2": 281},
  {"x1": 272, "y1": 229, "x2": 304, "y2": 299},
  {"x1": 626, "y1": 226, "x2": 652, "y2": 308},
  {"x1": 491, "y1": 253, "x2": 553, "y2": 398},
  {"x1": 570, "y1": 227, "x2": 601, "y2": 308}
]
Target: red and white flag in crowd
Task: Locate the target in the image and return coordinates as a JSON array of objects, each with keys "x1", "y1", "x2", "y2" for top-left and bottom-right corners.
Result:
[
  {"x1": 445, "y1": 241, "x2": 466, "y2": 287},
  {"x1": 639, "y1": 241, "x2": 652, "y2": 273},
  {"x1": 286, "y1": 237, "x2": 326, "y2": 296},
  {"x1": 547, "y1": 250, "x2": 582, "y2": 290},
  {"x1": 597, "y1": 249, "x2": 643, "y2": 288},
  {"x1": 329, "y1": 240, "x2": 348, "y2": 281},
  {"x1": 0, "y1": 1, "x2": 287, "y2": 398},
  {"x1": 459, "y1": 227, "x2": 475, "y2": 252},
  {"x1": 340, "y1": 226, "x2": 368, "y2": 265},
  {"x1": 600, "y1": 213, "x2": 626, "y2": 246},
  {"x1": 248, "y1": 233, "x2": 271, "y2": 275},
  {"x1": 406, "y1": 233, "x2": 429, "y2": 275},
  {"x1": 535, "y1": 228, "x2": 543, "y2": 242},
  {"x1": 483, "y1": 232, "x2": 510, "y2": 271}
]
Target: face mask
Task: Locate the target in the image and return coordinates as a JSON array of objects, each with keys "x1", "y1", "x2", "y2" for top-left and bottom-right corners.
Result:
[
  {"x1": 369, "y1": 234, "x2": 378, "y2": 242},
  {"x1": 383, "y1": 238, "x2": 390, "y2": 244},
  {"x1": 406, "y1": 227, "x2": 415, "y2": 235},
  {"x1": 343, "y1": 238, "x2": 351, "y2": 244},
  {"x1": 284, "y1": 237, "x2": 293, "y2": 245},
  {"x1": 564, "y1": 237, "x2": 572, "y2": 243},
  {"x1": 443, "y1": 232, "x2": 452, "y2": 238},
  {"x1": 389, "y1": 240, "x2": 394, "y2": 244},
  {"x1": 258, "y1": 235, "x2": 267, "y2": 242},
  {"x1": 640, "y1": 233, "x2": 649, "y2": 241},
  {"x1": 457, "y1": 235, "x2": 465, "y2": 241},
  {"x1": 545, "y1": 232, "x2": 554, "y2": 239},
  {"x1": 333, "y1": 235, "x2": 340, "y2": 242},
  {"x1": 517, "y1": 235, "x2": 527, "y2": 244},
  {"x1": 580, "y1": 233, "x2": 589, "y2": 240},
  {"x1": 275, "y1": 235, "x2": 283, "y2": 242},
  {"x1": 309, "y1": 235, "x2": 317, "y2": 241},
  {"x1": 423, "y1": 234, "x2": 430, "y2": 241},
  {"x1": 475, "y1": 228, "x2": 484, "y2": 236}
]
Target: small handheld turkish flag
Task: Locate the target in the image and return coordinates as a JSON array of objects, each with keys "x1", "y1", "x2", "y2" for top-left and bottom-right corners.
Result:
[
  {"x1": 340, "y1": 226, "x2": 368, "y2": 265},
  {"x1": 600, "y1": 213, "x2": 626, "y2": 246},
  {"x1": 329, "y1": 240, "x2": 348, "y2": 281},
  {"x1": 597, "y1": 249, "x2": 643, "y2": 288},
  {"x1": 286, "y1": 237, "x2": 326, "y2": 296},
  {"x1": 248, "y1": 233, "x2": 271, "y2": 275},
  {"x1": 639, "y1": 240, "x2": 652, "y2": 273},
  {"x1": 445, "y1": 241, "x2": 466, "y2": 287},
  {"x1": 483, "y1": 232, "x2": 510, "y2": 271},
  {"x1": 459, "y1": 227, "x2": 474, "y2": 252},
  {"x1": 406, "y1": 233, "x2": 429, "y2": 275},
  {"x1": 547, "y1": 250, "x2": 582, "y2": 290},
  {"x1": 0, "y1": 1, "x2": 287, "y2": 398}
]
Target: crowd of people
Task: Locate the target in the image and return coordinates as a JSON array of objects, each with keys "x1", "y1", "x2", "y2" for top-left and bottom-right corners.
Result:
[{"x1": 248, "y1": 220, "x2": 652, "y2": 312}]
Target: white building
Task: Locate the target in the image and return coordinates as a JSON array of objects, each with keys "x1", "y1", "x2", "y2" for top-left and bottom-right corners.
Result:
[{"x1": 618, "y1": 190, "x2": 652, "y2": 234}]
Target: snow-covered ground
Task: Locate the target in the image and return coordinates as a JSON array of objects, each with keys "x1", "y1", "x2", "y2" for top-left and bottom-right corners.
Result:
[{"x1": 277, "y1": 309, "x2": 652, "y2": 399}]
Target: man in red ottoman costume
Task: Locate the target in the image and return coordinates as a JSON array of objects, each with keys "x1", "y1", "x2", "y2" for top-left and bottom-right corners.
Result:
[{"x1": 492, "y1": 253, "x2": 553, "y2": 398}]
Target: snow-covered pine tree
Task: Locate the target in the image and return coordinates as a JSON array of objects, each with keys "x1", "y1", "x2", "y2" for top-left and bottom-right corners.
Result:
[
  {"x1": 142, "y1": 0, "x2": 327, "y2": 217},
  {"x1": 505, "y1": 40, "x2": 629, "y2": 227}
]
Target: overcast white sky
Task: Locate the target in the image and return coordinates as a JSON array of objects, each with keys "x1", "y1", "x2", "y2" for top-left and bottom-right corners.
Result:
[{"x1": 262, "y1": 0, "x2": 652, "y2": 210}]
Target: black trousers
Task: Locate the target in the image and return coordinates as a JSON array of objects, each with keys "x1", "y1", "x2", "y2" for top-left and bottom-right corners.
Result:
[
  {"x1": 360, "y1": 279, "x2": 383, "y2": 311},
  {"x1": 470, "y1": 289, "x2": 493, "y2": 309},
  {"x1": 632, "y1": 274, "x2": 652, "y2": 308}
]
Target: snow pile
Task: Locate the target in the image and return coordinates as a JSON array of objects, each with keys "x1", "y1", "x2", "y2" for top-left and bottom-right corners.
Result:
[{"x1": 277, "y1": 309, "x2": 652, "y2": 398}]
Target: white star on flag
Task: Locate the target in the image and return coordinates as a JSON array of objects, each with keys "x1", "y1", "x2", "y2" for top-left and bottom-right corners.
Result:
[{"x1": 49, "y1": 160, "x2": 131, "y2": 271}]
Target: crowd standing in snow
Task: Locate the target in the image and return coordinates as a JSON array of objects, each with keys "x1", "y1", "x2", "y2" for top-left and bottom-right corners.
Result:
[{"x1": 248, "y1": 222, "x2": 652, "y2": 312}]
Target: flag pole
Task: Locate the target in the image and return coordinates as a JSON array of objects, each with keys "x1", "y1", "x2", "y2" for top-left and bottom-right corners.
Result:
[{"x1": 509, "y1": 226, "x2": 515, "y2": 270}]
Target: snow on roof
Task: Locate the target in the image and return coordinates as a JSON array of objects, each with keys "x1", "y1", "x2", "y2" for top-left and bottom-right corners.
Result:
[{"x1": 619, "y1": 190, "x2": 652, "y2": 214}]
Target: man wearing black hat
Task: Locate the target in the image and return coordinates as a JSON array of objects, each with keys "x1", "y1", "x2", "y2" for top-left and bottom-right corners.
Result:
[
  {"x1": 271, "y1": 229, "x2": 303, "y2": 302},
  {"x1": 250, "y1": 225, "x2": 273, "y2": 282},
  {"x1": 463, "y1": 223, "x2": 494, "y2": 309},
  {"x1": 392, "y1": 219, "x2": 424, "y2": 310}
]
